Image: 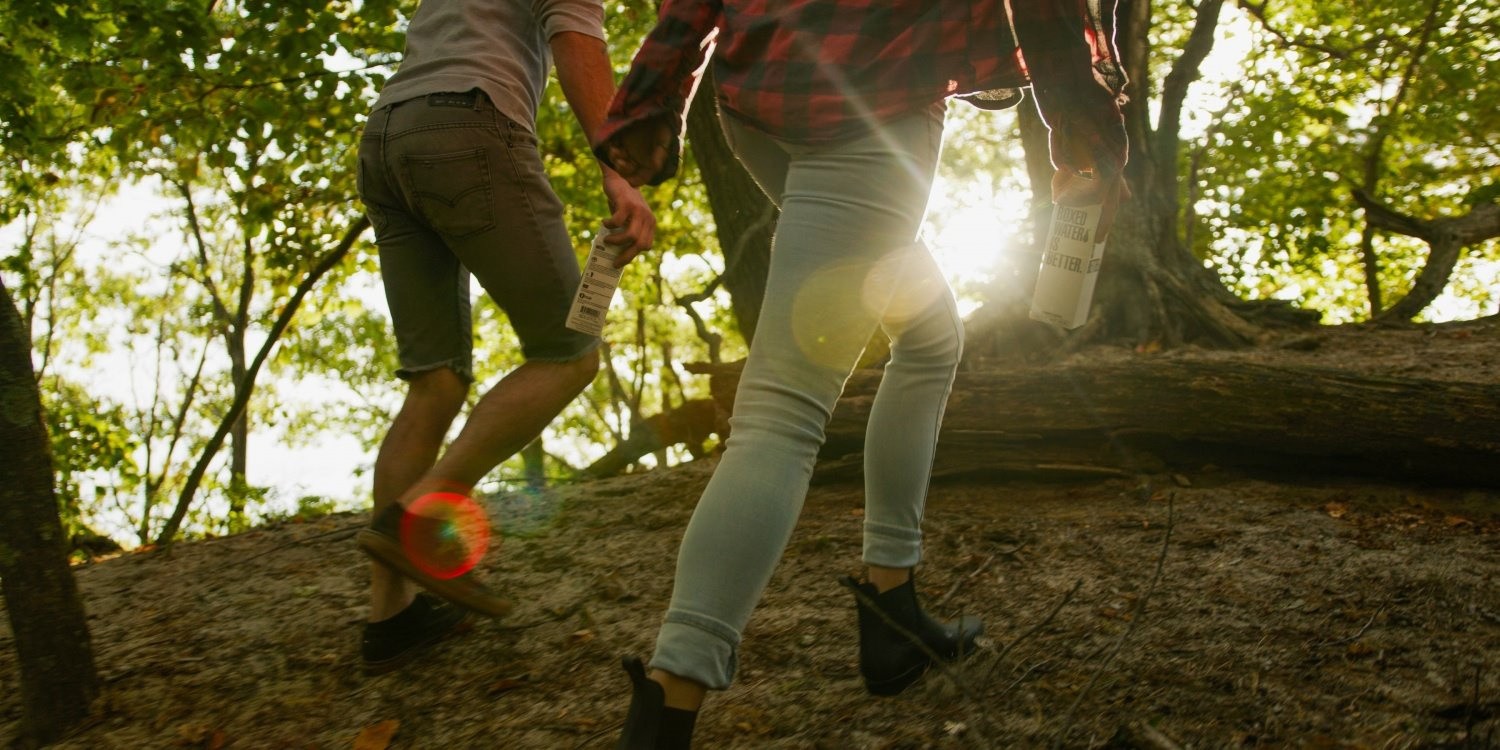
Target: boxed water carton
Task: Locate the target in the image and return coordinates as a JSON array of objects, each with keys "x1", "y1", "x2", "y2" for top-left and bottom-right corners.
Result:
[{"x1": 1030, "y1": 203, "x2": 1105, "y2": 329}]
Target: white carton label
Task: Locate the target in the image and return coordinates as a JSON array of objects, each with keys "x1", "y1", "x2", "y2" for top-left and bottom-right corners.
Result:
[
  {"x1": 1030, "y1": 203, "x2": 1105, "y2": 329},
  {"x1": 566, "y1": 228, "x2": 624, "y2": 337}
]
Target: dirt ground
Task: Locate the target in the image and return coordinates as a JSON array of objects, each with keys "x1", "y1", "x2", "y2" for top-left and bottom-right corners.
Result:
[{"x1": 2, "y1": 320, "x2": 1498, "y2": 749}]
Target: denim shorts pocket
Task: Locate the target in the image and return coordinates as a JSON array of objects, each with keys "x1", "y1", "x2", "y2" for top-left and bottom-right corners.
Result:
[
  {"x1": 400, "y1": 147, "x2": 496, "y2": 239},
  {"x1": 501, "y1": 119, "x2": 538, "y2": 149}
]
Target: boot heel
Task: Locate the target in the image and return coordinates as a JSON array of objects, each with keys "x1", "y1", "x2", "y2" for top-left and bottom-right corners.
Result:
[{"x1": 842, "y1": 575, "x2": 983, "y2": 696}]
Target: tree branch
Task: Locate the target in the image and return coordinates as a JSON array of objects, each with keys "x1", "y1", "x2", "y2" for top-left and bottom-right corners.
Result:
[
  {"x1": 1356, "y1": 190, "x2": 1500, "y2": 322},
  {"x1": 1154, "y1": 0, "x2": 1225, "y2": 208},
  {"x1": 1351, "y1": 190, "x2": 1436, "y2": 241},
  {"x1": 171, "y1": 176, "x2": 233, "y2": 325},
  {"x1": 669, "y1": 275, "x2": 724, "y2": 364},
  {"x1": 155, "y1": 216, "x2": 368, "y2": 546},
  {"x1": 1237, "y1": 0, "x2": 1351, "y2": 60}
]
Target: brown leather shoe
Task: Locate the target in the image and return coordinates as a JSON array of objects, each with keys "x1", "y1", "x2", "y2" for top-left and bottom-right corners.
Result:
[{"x1": 357, "y1": 503, "x2": 513, "y2": 618}]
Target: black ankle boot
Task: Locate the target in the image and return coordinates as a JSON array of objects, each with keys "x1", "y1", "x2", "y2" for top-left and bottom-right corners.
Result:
[
  {"x1": 841, "y1": 575, "x2": 983, "y2": 696},
  {"x1": 616, "y1": 657, "x2": 698, "y2": 750}
]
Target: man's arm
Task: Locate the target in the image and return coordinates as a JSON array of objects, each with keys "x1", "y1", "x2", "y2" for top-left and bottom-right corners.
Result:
[{"x1": 550, "y1": 30, "x2": 656, "y2": 265}]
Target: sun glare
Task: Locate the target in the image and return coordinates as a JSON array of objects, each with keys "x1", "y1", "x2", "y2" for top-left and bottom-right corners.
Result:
[{"x1": 925, "y1": 173, "x2": 1034, "y2": 316}]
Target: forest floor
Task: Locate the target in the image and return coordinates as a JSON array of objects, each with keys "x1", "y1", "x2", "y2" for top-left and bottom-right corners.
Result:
[{"x1": 2, "y1": 320, "x2": 1499, "y2": 749}]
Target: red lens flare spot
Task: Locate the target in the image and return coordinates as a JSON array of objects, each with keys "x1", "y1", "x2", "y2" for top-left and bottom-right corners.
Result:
[{"x1": 399, "y1": 491, "x2": 491, "y2": 580}]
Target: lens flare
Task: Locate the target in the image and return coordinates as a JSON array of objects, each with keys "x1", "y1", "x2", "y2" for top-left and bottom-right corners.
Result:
[
  {"x1": 863, "y1": 248, "x2": 944, "y2": 326},
  {"x1": 789, "y1": 248, "x2": 944, "y2": 367},
  {"x1": 399, "y1": 491, "x2": 492, "y2": 580}
]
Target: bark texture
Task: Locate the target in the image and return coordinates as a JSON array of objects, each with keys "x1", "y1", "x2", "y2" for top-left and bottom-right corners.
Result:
[
  {"x1": 684, "y1": 69, "x2": 775, "y2": 344},
  {"x1": 0, "y1": 275, "x2": 99, "y2": 748}
]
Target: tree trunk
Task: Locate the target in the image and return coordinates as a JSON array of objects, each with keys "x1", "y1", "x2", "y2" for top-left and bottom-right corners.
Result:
[
  {"x1": 582, "y1": 399, "x2": 720, "y2": 479},
  {"x1": 968, "y1": 0, "x2": 1317, "y2": 357},
  {"x1": 0, "y1": 275, "x2": 99, "y2": 747},
  {"x1": 685, "y1": 69, "x2": 775, "y2": 343},
  {"x1": 227, "y1": 327, "x2": 249, "y2": 521},
  {"x1": 521, "y1": 438, "x2": 546, "y2": 490},
  {"x1": 1355, "y1": 0, "x2": 1447, "y2": 319},
  {"x1": 227, "y1": 227, "x2": 255, "y2": 522},
  {"x1": 691, "y1": 359, "x2": 1500, "y2": 488},
  {"x1": 1081, "y1": 0, "x2": 1279, "y2": 348}
]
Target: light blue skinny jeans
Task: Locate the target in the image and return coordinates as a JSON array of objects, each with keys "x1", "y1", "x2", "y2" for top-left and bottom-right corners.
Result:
[{"x1": 651, "y1": 104, "x2": 963, "y2": 690}]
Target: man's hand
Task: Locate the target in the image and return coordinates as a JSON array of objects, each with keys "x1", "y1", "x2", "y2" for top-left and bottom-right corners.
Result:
[
  {"x1": 603, "y1": 118, "x2": 672, "y2": 187},
  {"x1": 547, "y1": 31, "x2": 658, "y2": 266},
  {"x1": 1049, "y1": 120, "x2": 1130, "y2": 242},
  {"x1": 601, "y1": 168, "x2": 656, "y2": 268}
]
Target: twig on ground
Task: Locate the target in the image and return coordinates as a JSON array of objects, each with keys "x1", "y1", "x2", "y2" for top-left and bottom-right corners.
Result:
[
  {"x1": 576, "y1": 722, "x2": 622, "y2": 749},
  {"x1": 1310, "y1": 604, "x2": 1385, "y2": 648},
  {"x1": 994, "y1": 658, "x2": 1053, "y2": 702},
  {"x1": 1051, "y1": 494, "x2": 1176, "y2": 750},
  {"x1": 1112, "y1": 720, "x2": 1184, "y2": 750},
  {"x1": 985, "y1": 579, "x2": 1084, "y2": 682},
  {"x1": 235, "y1": 522, "x2": 363, "y2": 566},
  {"x1": 936, "y1": 553, "x2": 996, "y2": 608},
  {"x1": 495, "y1": 602, "x2": 585, "y2": 632}
]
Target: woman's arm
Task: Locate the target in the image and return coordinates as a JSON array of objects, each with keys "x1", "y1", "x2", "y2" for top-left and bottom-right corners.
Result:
[{"x1": 592, "y1": 0, "x2": 723, "y2": 186}]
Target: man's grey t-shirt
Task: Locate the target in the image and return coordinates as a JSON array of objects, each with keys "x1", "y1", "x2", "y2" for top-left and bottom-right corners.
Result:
[{"x1": 372, "y1": 0, "x2": 605, "y2": 132}]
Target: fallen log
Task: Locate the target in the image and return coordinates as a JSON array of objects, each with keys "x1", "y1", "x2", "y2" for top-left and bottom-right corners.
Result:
[
  {"x1": 686, "y1": 360, "x2": 1500, "y2": 487},
  {"x1": 582, "y1": 399, "x2": 720, "y2": 479}
]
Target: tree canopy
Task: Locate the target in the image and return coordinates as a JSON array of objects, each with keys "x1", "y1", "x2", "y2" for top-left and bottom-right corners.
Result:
[{"x1": 1, "y1": 0, "x2": 1495, "y2": 548}]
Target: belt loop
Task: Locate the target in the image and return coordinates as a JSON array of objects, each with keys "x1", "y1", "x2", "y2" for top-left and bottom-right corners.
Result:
[{"x1": 472, "y1": 87, "x2": 483, "y2": 112}]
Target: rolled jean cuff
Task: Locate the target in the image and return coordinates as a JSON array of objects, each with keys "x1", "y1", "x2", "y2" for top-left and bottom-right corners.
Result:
[
  {"x1": 862, "y1": 520, "x2": 923, "y2": 569},
  {"x1": 650, "y1": 610, "x2": 741, "y2": 690},
  {"x1": 396, "y1": 358, "x2": 475, "y2": 385}
]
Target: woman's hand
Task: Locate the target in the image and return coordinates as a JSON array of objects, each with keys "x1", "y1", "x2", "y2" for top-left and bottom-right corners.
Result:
[
  {"x1": 603, "y1": 118, "x2": 673, "y2": 187},
  {"x1": 1050, "y1": 119, "x2": 1131, "y2": 242}
]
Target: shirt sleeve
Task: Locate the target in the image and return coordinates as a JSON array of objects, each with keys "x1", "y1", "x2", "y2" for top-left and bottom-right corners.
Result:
[
  {"x1": 533, "y1": 0, "x2": 606, "y2": 42},
  {"x1": 591, "y1": 0, "x2": 721, "y2": 185},
  {"x1": 1009, "y1": 0, "x2": 1129, "y2": 178}
]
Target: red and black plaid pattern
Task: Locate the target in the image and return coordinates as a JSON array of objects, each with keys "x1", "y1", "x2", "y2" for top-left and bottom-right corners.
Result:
[{"x1": 595, "y1": 0, "x2": 1127, "y2": 185}]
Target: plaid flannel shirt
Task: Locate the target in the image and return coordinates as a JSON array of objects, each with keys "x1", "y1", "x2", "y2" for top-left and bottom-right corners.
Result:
[{"x1": 593, "y1": 0, "x2": 1128, "y2": 185}]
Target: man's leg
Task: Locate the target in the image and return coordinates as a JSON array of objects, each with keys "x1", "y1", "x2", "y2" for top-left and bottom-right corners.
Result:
[
  {"x1": 357, "y1": 98, "x2": 480, "y2": 625},
  {"x1": 399, "y1": 97, "x2": 605, "y2": 497},
  {"x1": 400, "y1": 349, "x2": 599, "y2": 501},
  {"x1": 358, "y1": 95, "x2": 602, "y2": 616},
  {"x1": 369, "y1": 367, "x2": 467, "y2": 621}
]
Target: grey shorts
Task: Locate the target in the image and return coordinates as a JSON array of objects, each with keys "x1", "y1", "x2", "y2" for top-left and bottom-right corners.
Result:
[{"x1": 356, "y1": 89, "x2": 598, "y2": 383}]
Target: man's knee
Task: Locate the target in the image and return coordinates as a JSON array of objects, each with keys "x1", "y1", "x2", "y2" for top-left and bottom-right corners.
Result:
[
  {"x1": 565, "y1": 347, "x2": 601, "y2": 389},
  {"x1": 404, "y1": 367, "x2": 469, "y2": 420}
]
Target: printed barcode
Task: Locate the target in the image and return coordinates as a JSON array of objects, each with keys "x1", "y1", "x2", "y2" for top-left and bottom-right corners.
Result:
[{"x1": 578, "y1": 307, "x2": 601, "y2": 318}]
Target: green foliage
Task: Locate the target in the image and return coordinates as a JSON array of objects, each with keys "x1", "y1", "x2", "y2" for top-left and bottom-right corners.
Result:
[
  {"x1": 3, "y1": 0, "x2": 400, "y2": 540},
  {"x1": 1190, "y1": 0, "x2": 1500, "y2": 321},
  {"x1": 43, "y1": 380, "x2": 139, "y2": 543},
  {"x1": 260, "y1": 494, "x2": 340, "y2": 523}
]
